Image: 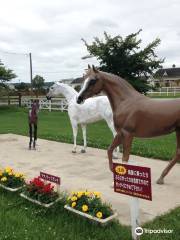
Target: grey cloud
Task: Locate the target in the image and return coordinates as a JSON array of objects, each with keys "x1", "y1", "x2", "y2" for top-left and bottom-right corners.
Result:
[
  {"x1": 0, "y1": 0, "x2": 180, "y2": 82},
  {"x1": 89, "y1": 19, "x2": 118, "y2": 29}
]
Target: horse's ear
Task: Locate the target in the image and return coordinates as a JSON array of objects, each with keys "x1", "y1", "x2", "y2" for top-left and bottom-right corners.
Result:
[
  {"x1": 88, "y1": 64, "x2": 91, "y2": 69},
  {"x1": 92, "y1": 65, "x2": 98, "y2": 73}
]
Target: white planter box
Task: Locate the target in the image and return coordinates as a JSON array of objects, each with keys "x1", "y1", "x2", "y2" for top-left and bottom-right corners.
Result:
[
  {"x1": 0, "y1": 183, "x2": 23, "y2": 192},
  {"x1": 64, "y1": 205, "x2": 117, "y2": 225},
  {"x1": 20, "y1": 193, "x2": 61, "y2": 208}
]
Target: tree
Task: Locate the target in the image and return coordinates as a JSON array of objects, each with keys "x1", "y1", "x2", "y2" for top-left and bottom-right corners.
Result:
[
  {"x1": 74, "y1": 85, "x2": 81, "y2": 92},
  {"x1": 32, "y1": 75, "x2": 45, "y2": 96},
  {"x1": 0, "y1": 60, "x2": 16, "y2": 88},
  {"x1": 82, "y1": 30, "x2": 164, "y2": 93},
  {"x1": 15, "y1": 82, "x2": 30, "y2": 92}
]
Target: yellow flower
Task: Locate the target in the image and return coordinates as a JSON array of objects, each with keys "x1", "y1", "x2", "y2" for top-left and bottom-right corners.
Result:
[
  {"x1": 1, "y1": 177, "x2": 7, "y2": 182},
  {"x1": 71, "y1": 191, "x2": 77, "y2": 195},
  {"x1": 77, "y1": 191, "x2": 83, "y2": 198},
  {"x1": 5, "y1": 167, "x2": 13, "y2": 174},
  {"x1": 20, "y1": 174, "x2": 25, "y2": 179},
  {"x1": 82, "y1": 205, "x2": 88, "y2": 212},
  {"x1": 0, "y1": 170, "x2": 2, "y2": 177},
  {"x1": 15, "y1": 173, "x2": 21, "y2": 178},
  {"x1": 71, "y1": 202, "x2": 76, "y2": 208},
  {"x1": 71, "y1": 196, "x2": 78, "y2": 202},
  {"x1": 94, "y1": 191, "x2": 101, "y2": 198},
  {"x1": 96, "y1": 211, "x2": 103, "y2": 219},
  {"x1": 84, "y1": 191, "x2": 91, "y2": 197}
]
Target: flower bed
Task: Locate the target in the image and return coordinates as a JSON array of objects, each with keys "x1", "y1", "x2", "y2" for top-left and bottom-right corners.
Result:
[
  {"x1": 0, "y1": 167, "x2": 25, "y2": 191},
  {"x1": 64, "y1": 190, "x2": 117, "y2": 225},
  {"x1": 20, "y1": 176, "x2": 60, "y2": 207}
]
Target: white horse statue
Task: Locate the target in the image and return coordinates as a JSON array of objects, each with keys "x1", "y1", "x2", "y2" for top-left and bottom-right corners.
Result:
[{"x1": 46, "y1": 82, "x2": 118, "y2": 155}]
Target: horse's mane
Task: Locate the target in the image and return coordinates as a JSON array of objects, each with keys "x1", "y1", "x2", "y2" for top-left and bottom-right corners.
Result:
[
  {"x1": 99, "y1": 71, "x2": 137, "y2": 92},
  {"x1": 57, "y1": 82, "x2": 78, "y2": 95}
]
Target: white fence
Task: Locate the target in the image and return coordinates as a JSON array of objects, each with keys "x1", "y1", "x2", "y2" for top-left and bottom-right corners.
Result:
[
  {"x1": 1, "y1": 87, "x2": 180, "y2": 109},
  {"x1": 148, "y1": 87, "x2": 180, "y2": 97},
  {"x1": 0, "y1": 96, "x2": 20, "y2": 106},
  {"x1": 22, "y1": 97, "x2": 68, "y2": 112}
]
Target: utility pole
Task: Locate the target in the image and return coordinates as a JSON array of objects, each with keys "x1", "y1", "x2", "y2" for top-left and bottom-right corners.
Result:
[{"x1": 29, "y1": 52, "x2": 33, "y2": 96}]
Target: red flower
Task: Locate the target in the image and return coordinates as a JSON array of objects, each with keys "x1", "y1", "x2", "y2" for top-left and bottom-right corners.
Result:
[
  {"x1": 30, "y1": 177, "x2": 45, "y2": 188},
  {"x1": 42, "y1": 183, "x2": 54, "y2": 193},
  {"x1": 27, "y1": 176, "x2": 55, "y2": 195}
]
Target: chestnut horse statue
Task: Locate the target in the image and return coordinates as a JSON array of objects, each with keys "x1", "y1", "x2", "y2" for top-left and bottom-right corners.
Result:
[
  {"x1": 28, "y1": 100, "x2": 39, "y2": 150},
  {"x1": 77, "y1": 65, "x2": 180, "y2": 184}
]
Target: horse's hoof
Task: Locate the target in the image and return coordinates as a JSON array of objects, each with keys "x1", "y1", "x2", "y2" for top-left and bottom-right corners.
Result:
[
  {"x1": 81, "y1": 149, "x2": 86, "y2": 153},
  {"x1": 156, "y1": 178, "x2": 164, "y2": 185},
  {"x1": 72, "y1": 150, "x2": 76, "y2": 153}
]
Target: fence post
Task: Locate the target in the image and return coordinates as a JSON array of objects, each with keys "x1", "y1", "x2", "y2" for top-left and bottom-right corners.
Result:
[
  {"x1": 49, "y1": 100, "x2": 51, "y2": 112},
  {"x1": 18, "y1": 93, "x2": 22, "y2": 107},
  {"x1": 167, "y1": 87, "x2": 169, "y2": 96},
  {"x1": 61, "y1": 99, "x2": 63, "y2": 112},
  {"x1": 39, "y1": 99, "x2": 42, "y2": 110},
  {"x1": 8, "y1": 95, "x2": 10, "y2": 106}
]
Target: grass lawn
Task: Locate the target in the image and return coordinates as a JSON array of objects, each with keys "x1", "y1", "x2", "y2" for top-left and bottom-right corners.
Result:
[
  {"x1": 0, "y1": 188, "x2": 180, "y2": 240},
  {"x1": 0, "y1": 189, "x2": 131, "y2": 240},
  {"x1": 0, "y1": 106, "x2": 179, "y2": 240},
  {"x1": 0, "y1": 106, "x2": 176, "y2": 160},
  {"x1": 147, "y1": 93, "x2": 180, "y2": 98}
]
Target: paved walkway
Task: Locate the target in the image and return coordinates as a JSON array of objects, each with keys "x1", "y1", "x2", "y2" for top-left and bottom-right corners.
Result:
[{"x1": 0, "y1": 134, "x2": 180, "y2": 225}]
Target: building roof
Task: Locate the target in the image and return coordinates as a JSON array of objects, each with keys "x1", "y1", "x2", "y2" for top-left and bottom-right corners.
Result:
[
  {"x1": 71, "y1": 77, "x2": 84, "y2": 84},
  {"x1": 155, "y1": 68, "x2": 180, "y2": 78},
  {"x1": 44, "y1": 82, "x2": 54, "y2": 87},
  {"x1": 60, "y1": 78, "x2": 74, "y2": 83}
]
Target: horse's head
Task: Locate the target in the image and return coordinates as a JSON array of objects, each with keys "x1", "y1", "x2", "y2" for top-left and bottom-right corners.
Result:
[
  {"x1": 46, "y1": 82, "x2": 63, "y2": 100},
  {"x1": 77, "y1": 65, "x2": 103, "y2": 104}
]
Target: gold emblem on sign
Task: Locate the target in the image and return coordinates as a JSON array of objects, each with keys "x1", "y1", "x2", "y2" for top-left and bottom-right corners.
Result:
[{"x1": 115, "y1": 166, "x2": 127, "y2": 175}]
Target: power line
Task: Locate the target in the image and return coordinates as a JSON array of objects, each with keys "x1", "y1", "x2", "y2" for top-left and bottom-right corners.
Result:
[
  {"x1": 0, "y1": 49, "x2": 33, "y2": 96},
  {"x1": 33, "y1": 71, "x2": 78, "y2": 74},
  {"x1": 33, "y1": 71, "x2": 62, "y2": 74},
  {"x1": 0, "y1": 49, "x2": 28, "y2": 56}
]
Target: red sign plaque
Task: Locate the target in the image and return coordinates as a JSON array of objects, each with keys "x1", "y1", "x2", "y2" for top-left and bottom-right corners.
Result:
[
  {"x1": 113, "y1": 163, "x2": 152, "y2": 201},
  {"x1": 40, "y1": 172, "x2": 61, "y2": 185}
]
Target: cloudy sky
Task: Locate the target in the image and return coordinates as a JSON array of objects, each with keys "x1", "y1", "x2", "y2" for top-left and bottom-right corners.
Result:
[{"x1": 0, "y1": 0, "x2": 179, "y2": 82}]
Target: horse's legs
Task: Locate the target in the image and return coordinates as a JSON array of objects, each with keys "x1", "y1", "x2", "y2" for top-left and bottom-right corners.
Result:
[
  {"x1": 122, "y1": 133, "x2": 133, "y2": 162},
  {"x1": 72, "y1": 124, "x2": 78, "y2": 153},
  {"x1": 29, "y1": 124, "x2": 32, "y2": 149},
  {"x1": 106, "y1": 120, "x2": 119, "y2": 159},
  {"x1": 157, "y1": 130, "x2": 180, "y2": 184},
  {"x1": 108, "y1": 133, "x2": 122, "y2": 172},
  {"x1": 81, "y1": 124, "x2": 87, "y2": 153},
  {"x1": 33, "y1": 124, "x2": 37, "y2": 150}
]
